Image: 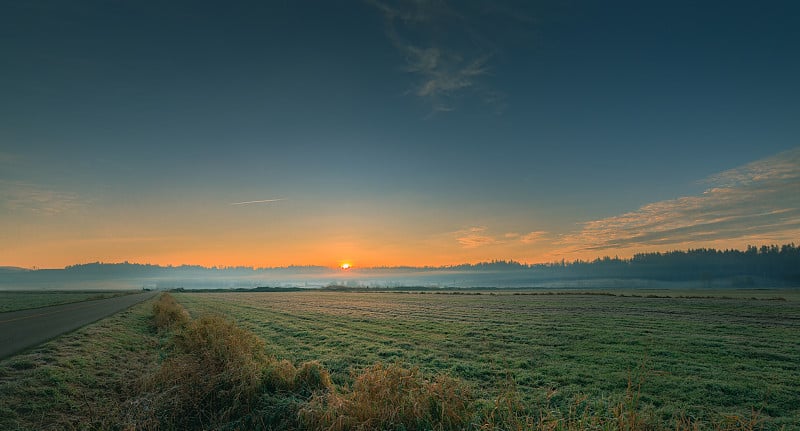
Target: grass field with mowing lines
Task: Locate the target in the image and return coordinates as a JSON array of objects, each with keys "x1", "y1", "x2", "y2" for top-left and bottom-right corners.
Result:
[
  {"x1": 174, "y1": 290, "x2": 800, "y2": 429},
  {"x1": 0, "y1": 291, "x2": 135, "y2": 313}
]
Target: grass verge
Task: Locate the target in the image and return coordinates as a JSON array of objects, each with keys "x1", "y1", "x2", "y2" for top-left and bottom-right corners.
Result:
[{"x1": 0, "y1": 296, "x2": 161, "y2": 430}]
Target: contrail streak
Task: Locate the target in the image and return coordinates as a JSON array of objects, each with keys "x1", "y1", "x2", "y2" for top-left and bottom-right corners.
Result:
[{"x1": 230, "y1": 199, "x2": 285, "y2": 206}]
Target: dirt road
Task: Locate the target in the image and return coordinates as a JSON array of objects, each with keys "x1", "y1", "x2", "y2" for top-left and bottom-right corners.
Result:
[{"x1": 0, "y1": 291, "x2": 158, "y2": 359}]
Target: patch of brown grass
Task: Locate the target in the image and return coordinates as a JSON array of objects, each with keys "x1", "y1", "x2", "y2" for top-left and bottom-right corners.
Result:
[
  {"x1": 262, "y1": 358, "x2": 300, "y2": 392},
  {"x1": 140, "y1": 315, "x2": 269, "y2": 429},
  {"x1": 137, "y1": 302, "x2": 337, "y2": 430},
  {"x1": 300, "y1": 362, "x2": 472, "y2": 431},
  {"x1": 151, "y1": 292, "x2": 189, "y2": 331},
  {"x1": 294, "y1": 360, "x2": 334, "y2": 396}
]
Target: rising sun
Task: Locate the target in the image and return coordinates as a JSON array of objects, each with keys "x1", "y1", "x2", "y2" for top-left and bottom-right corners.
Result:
[{"x1": 340, "y1": 263, "x2": 352, "y2": 270}]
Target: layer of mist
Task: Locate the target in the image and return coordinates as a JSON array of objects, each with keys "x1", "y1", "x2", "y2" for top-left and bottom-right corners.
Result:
[{"x1": 1, "y1": 245, "x2": 797, "y2": 291}]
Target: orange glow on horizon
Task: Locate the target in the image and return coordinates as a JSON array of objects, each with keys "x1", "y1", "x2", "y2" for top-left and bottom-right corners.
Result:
[{"x1": 2, "y1": 223, "x2": 798, "y2": 269}]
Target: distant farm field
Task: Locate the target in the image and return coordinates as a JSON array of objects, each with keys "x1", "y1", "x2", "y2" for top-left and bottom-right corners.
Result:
[
  {"x1": 174, "y1": 290, "x2": 800, "y2": 428},
  {"x1": 0, "y1": 291, "x2": 134, "y2": 312}
]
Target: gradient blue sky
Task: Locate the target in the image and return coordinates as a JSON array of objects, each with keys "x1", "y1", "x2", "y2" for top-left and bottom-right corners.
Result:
[{"x1": 2, "y1": 0, "x2": 799, "y2": 268}]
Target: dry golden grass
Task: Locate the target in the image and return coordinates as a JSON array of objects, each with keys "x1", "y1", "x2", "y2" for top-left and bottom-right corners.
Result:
[
  {"x1": 139, "y1": 314, "x2": 268, "y2": 428},
  {"x1": 139, "y1": 296, "x2": 335, "y2": 429},
  {"x1": 300, "y1": 362, "x2": 472, "y2": 431},
  {"x1": 294, "y1": 360, "x2": 334, "y2": 396},
  {"x1": 151, "y1": 292, "x2": 189, "y2": 331}
]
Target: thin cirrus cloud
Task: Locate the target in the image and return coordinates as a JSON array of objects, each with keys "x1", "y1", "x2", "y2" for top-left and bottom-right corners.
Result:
[
  {"x1": 229, "y1": 199, "x2": 285, "y2": 206},
  {"x1": 557, "y1": 147, "x2": 800, "y2": 253},
  {"x1": 366, "y1": 0, "x2": 503, "y2": 113},
  {"x1": 520, "y1": 231, "x2": 547, "y2": 244},
  {"x1": 457, "y1": 227, "x2": 548, "y2": 248},
  {"x1": 0, "y1": 180, "x2": 85, "y2": 215},
  {"x1": 455, "y1": 226, "x2": 497, "y2": 248}
]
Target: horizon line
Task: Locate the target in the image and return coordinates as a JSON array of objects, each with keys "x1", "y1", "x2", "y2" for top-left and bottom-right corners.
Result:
[{"x1": 8, "y1": 242, "x2": 795, "y2": 271}]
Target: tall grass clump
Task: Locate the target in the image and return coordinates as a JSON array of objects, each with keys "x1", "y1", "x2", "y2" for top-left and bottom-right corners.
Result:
[
  {"x1": 142, "y1": 315, "x2": 270, "y2": 429},
  {"x1": 300, "y1": 362, "x2": 472, "y2": 431},
  {"x1": 139, "y1": 300, "x2": 335, "y2": 430},
  {"x1": 293, "y1": 360, "x2": 334, "y2": 396},
  {"x1": 479, "y1": 382, "x2": 537, "y2": 431},
  {"x1": 152, "y1": 292, "x2": 190, "y2": 330}
]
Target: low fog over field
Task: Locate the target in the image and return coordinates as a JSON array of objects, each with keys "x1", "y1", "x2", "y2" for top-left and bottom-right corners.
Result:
[{"x1": 2, "y1": 245, "x2": 797, "y2": 290}]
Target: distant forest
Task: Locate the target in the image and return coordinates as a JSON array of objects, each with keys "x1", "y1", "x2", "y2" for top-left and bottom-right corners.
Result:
[
  {"x1": 447, "y1": 244, "x2": 800, "y2": 285},
  {"x1": 1, "y1": 244, "x2": 798, "y2": 289}
]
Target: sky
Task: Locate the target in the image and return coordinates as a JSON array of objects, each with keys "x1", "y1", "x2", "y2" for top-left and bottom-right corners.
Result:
[{"x1": 1, "y1": 0, "x2": 799, "y2": 269}]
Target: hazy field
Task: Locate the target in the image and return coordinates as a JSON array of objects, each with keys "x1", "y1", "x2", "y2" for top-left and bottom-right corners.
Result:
[
  {"x1": 173, "y1": 290, "x2": 800, "y2": 428},
  {"x1": 0, "y1": 291, "x2": 134, "y2": 312}
]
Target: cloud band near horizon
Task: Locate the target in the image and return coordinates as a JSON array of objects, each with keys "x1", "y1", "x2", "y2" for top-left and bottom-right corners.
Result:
[{"x1": 556, "y1": 147, "x2": 800, "y2": 254}]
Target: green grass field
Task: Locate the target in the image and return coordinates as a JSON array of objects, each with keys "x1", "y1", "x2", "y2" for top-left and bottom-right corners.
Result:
[
  {"x1": 1, "y1": 289, "x2": 798, "y2": 430},
  {"x1": 172, "y1": 290, "x2": 800, "y2": 428},
  {"x1": 0, "y1": 291, "x2": 135, "y2": 312}
]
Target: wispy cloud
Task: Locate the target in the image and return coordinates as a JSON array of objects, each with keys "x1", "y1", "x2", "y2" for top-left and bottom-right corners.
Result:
[
  {"x1": 457, "y1": 227, "x2": 548, "y2": 248},
  {"x1": 558, "y1": 147, "x2": 800, "y2": 253},
  {"x1": 404, "y1": 45, "x2": 490, "y2": 108},
  {"x1": 0, "y1": 181, "x2": 85, "y2": 215},
  {"x1": 455, "y1": 226, "x2": 497, "y2": 248},
  {"x1": 230, "y1": 198, "x2": 285, "y2": 206},
  {"x1": 367, "y1": 0, "x2": 509, "y2": 113},
  {"x1": 520, "y1": 231, "x2": 547, "y2": 244}
]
